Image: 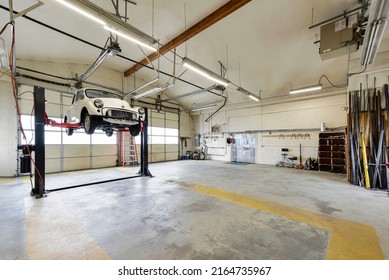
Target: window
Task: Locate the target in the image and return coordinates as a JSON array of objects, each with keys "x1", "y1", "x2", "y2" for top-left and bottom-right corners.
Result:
[
  {"x1": 149, "y1": 127, "x2": 179, "y2": 144},
  {"x1": 85, "y1": 89, "x2": 122, "y2": 99}
]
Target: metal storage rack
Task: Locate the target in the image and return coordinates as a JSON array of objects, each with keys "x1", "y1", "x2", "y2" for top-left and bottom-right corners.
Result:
[{"x1": 318, "y1": 132, "x2": 346, "y2": 173}]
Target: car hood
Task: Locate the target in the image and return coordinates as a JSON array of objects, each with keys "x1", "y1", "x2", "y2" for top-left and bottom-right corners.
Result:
[{"x1": 92, "y1": 98, "x2": 132, "y2": 110}]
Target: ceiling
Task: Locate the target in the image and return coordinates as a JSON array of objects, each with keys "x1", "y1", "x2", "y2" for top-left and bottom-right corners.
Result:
[{"x1": 1, "y1": 0, "x2": 389, "y2": 109}]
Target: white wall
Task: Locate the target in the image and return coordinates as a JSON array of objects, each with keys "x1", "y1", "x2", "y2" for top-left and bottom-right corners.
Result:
[
  {"x1": 194, "y1": 49, "x2": 389, "y2": 166},
  {"x1": 194, "y1": 91, "x2": 347, "y2": 166},
  {"x1": 0, "y1": 79, "x2": 17, "y2": 176}
]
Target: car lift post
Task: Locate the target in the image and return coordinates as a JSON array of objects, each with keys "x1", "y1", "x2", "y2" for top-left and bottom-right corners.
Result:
[
  {"x1": 32, "y1": 86, "x2": 45, "y2": 197},
  {"x1": 139, "y1": 108, "x2": 152, "y2": 177},
  {"x1": 32, "y1": 89, "x2": 151, "y2": 194}
]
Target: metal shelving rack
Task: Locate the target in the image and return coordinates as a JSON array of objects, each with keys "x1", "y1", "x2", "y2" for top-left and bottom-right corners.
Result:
[{"x1": 318, "y1": 132, "x2": 346, "y2": 173}]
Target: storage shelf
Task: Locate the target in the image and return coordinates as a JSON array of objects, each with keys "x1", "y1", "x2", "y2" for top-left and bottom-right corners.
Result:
[{"x1": 318, "y1": 132, "x2": 346, "y2": 174}]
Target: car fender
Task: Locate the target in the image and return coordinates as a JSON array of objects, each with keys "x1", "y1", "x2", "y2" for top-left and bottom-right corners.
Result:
[{"x1": 83, "y1": 102, "x2": 100, "y2": 117}]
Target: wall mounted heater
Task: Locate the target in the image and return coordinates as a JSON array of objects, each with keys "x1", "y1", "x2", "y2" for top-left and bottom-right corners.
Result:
[{"x1": 319, "y1": 15, "x2": 360, "y2": 61}]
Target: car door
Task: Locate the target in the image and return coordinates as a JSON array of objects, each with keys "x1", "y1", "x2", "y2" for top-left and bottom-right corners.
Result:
[{"x1": 69, "y1": 90, "x2": 85, "y2": 123}]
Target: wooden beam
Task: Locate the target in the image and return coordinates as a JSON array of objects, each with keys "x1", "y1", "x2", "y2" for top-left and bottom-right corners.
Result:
[{"x1": 124, "y1": 0, "x2": 252, "y2": 77}]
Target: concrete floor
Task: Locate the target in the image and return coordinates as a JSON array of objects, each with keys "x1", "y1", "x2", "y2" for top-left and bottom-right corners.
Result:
[{"x1": 1, "y1": 160, "x2": 389, "y2": 260}]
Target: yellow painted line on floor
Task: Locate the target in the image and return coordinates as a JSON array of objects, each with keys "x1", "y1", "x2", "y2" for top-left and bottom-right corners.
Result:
[
  {"x1": 182, "y1": 182, "x2": 384, "y2": 260},
  {"x1": 25, "y1": 194, "x2": 111, "y2": 260},
  {"x1": 0, "y1": 176, "x2": 29, "y2": 186}
]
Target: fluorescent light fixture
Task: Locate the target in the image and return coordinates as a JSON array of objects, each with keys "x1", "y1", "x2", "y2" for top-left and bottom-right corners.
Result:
[
  {"x1": 133, "y1": 87, "x2": 163, "y2": 100},
  {"x1": 360, "y1": 0, "x2": 389, "y2": 65},
  {"x1": 104, "y1": 26, "x2": 157, "y2": 52},
  {"x1": 125, "y1": 77, "x2": 159, "y2": 97},
  {"x1": 190, "y1": 104, "x2": 218, "y2": 112},
  {"x1": 55, "y1": 0, "x2": 106, "y2": 25},
  {"x1": 132, "y1": 84, "x2": 173, "y2": 100},
  {"x1": 54, "y1": 0, "x2": 157, "y2": 51},
  {"x1": 237, "y1": 87, "x2": 260, "y2": 102},
  {"x1": 182, "y1": 57, "x2": 229, "y2": 87},
  {"x1": 248, "y1": 94, "x2": 260, "y2": 101},
  {"x1": 289, "y1": 84, "x2": 322, "y2": 94},
  {"x1": 0, "y1": 37, "x2": 9, "y2": 69}
]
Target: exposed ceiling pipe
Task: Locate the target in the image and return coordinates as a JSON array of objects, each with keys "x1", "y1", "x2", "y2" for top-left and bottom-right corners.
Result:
[
  {"x1": 77, "y1": 40, "x2": 121, "y2": 84},
  {"x1": 308, "y1": 3, "x2": 370, "y2": 29},
  {"x1": 205, "y1": 96, "x2": 227, "y2": 122},
  {"x1": 9, "y1": 0, "x2": 44, "y2": 20},
  {"x1": 360, "y1": 0, "x2": 389, "y2": 65},
  {"x1": 190, "y1": 103, "x2": 218, "y2": 111},
  {"x1": 123, "y1": 77, "x2": 159, "y2": 97}
]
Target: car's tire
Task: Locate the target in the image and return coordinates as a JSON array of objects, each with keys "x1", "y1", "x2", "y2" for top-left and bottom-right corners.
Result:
[
  {"x1": 129, "y1": 123, "x2": 141, "y2": 136},
  {"x1": 105, "y1": 130, "x2": 113, "y2": 137},
  {"x1": 83, "y1": 112, "x2": 97, "y2": 135},
  {"x1": 64, "y1": 116, "x2": 73, "y2": 136}
]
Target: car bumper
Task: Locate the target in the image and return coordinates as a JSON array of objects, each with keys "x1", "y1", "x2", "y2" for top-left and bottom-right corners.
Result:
[
  {"x1": 102, "y1": 117, "x2": 138, "y2": 126},
  {"x1": 100, "y1": 107, "x2": 143, "y2": 125}
]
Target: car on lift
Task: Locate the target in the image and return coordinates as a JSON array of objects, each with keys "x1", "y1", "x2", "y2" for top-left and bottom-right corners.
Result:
[{"x1": 64, "y1": 88, "x2": 145, "y2": 137}]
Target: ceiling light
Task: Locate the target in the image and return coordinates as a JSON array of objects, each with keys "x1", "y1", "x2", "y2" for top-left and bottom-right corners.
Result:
[
  {"x1": 289, "y1": 84, "x2": 322, "y2": 94},
  {"x1": 190, "y1": 104, "x2": 218, "y2": 112},
  {"x1": 104, "y1": 26, "x2": 157, "y2": 52},
  {"x1": 54, "y1": 0, "x2": 157, "y2": 51},
  {"x1": 132, "y1": 84, "x2": 173, "y2": 100},
  {"x1": 55, "y1": 0, "x2": 106, "y2": 25},
  {"x1": 124, "y1": 77, "x2": 159, "y2": 97},
  {"x1": 248, "y1": 94, "x2": 260, "y2": 101},
  {"x1": 182, "y1": 57, "x2": 229, "y2": 87},
  {"x1": 237, "y1": 87, "x2": 260, "y2": 101},
  {"x1": 132, "y1": 87, "x2": 163, "y2": 100}
]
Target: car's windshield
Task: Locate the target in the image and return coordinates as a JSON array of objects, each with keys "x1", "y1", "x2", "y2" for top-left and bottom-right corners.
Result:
[{"x1": 85, "y1": 89, "x2": 122, "y2": 99}]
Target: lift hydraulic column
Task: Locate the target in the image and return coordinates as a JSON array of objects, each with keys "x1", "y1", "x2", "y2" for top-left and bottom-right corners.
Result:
[
  {"x1": 139, "y1": 108, "x2": 152, "y2": 177},
  {"x1": 32, "y1": 86, "x2": 45, "y2": 197}
]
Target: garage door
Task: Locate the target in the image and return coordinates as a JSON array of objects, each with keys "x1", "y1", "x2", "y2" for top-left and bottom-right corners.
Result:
[
  {"x1": 18, "y1": 85, "x2": 118, "y2": 173},
  {"x1": 148, "y1": 109, "x2": 179, "y2": 162}
]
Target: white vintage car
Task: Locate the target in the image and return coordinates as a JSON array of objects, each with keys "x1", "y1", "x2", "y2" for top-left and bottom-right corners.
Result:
[{"x1": 64, "y1": 88, "x2": 145, "y2": 136}]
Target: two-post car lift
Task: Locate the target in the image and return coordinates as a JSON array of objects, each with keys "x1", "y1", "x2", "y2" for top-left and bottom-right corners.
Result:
[{"x1": 23, "y1": 86, "x2": 152, "y2": 198}]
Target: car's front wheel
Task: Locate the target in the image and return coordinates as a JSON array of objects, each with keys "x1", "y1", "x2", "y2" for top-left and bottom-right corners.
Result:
[{"x1": 83, "y1": 112, "x2": 97, "y2": 134}]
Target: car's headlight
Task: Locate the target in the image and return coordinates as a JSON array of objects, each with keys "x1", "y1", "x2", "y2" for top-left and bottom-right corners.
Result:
[
  {"x1": 94, "y1": 99, "x2": 104, "y2": 108},
  {"x1": 138, "y1": 107, "x2": 145, "y2": 114}
]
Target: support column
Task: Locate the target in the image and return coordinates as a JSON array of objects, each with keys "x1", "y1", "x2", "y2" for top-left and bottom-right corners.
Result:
[
  {"x1": 139, "y1": 108, "x2": 152, "y2": 177},
  {"x1": 32, "y1": 86, "x2": 45, "y2": 197}
]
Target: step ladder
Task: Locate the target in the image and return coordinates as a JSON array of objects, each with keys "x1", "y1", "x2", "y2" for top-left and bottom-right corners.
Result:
[
  {"x1": 127, "y1": 136, "x2": 139, "y2": 166},
  {"x1": 121, "y1": 132, "x2": 139, "y2": 166}
]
